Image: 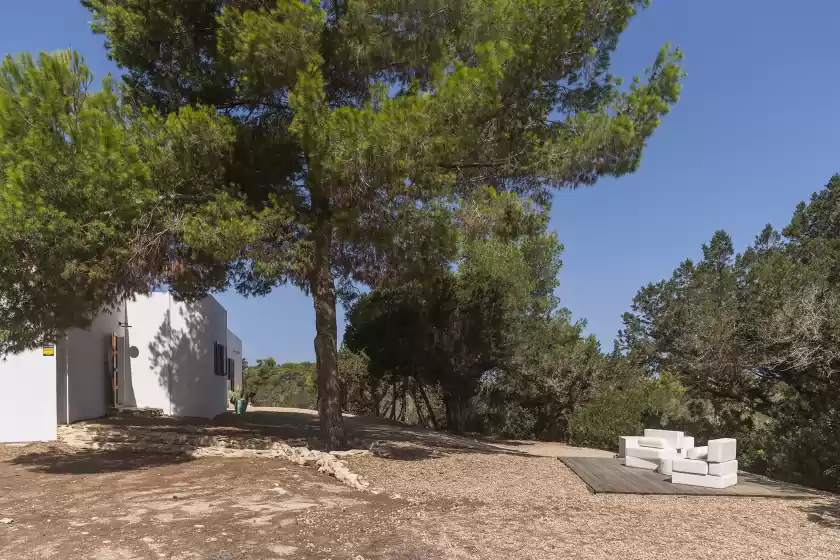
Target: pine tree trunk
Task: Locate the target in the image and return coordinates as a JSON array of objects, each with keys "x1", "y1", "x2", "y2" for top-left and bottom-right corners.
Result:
[
  {"x1": 417, "y1": 381, "x2": 440, "y2": 430},
  {"x1": 445, "y1": 393, "x2": 474, "y2": 434},
  {"x1": 312, "y1": 222, "x2": 346, "y2": 451},
  {"x1": 390, "y1": 380, "x2": 397, "y2": 419}
]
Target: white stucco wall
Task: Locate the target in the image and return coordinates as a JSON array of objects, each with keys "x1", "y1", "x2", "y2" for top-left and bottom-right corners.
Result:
[
  {"x1": 168, "y1": 296, "x2": 228, "y2": 418},
  {"x1": 227, "y1": 329, "x2": 243, "y2": 390},
  {"x1": 123, "y1": 293, "x2": 229, "y2": 418},
  {"x1": 122, "y1": 293, "x2": 172, "y2": 413},
  {"x1": 0, "y1": 347, "x2": 57, "y2": 442},
  {"x1": 62, "y1": 308, "x2": 123, "y2": 423}
]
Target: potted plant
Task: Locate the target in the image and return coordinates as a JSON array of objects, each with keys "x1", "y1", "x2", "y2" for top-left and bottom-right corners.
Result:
[{"x1": 228, "y1": 387, "x2": 248, "y2": 415}]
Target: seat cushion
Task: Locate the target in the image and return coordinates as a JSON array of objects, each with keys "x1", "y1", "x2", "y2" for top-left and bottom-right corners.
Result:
[
  {"x1": 643, "y1": 429, "x2": 684, "y2": 449},
  {"x1": 686, "y1": 446, "x2": 708, "y2": 460},
  {"x1": 708, "y1": 438, "x2": 737, "y2": 463},
  {"x1": 638, "y1": 437, "x2": 668, "y2": 449},
  {"x1": 673, "y1": 458, "x2": 709, "y2": 475},
  {"x1": 625, "y1": 446, "x2": 676, "y2": 461}
]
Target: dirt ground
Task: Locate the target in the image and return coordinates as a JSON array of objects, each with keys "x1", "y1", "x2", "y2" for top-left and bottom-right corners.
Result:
[{"x1": 2, "y1": 411, "x2": 840, "y2": 559}]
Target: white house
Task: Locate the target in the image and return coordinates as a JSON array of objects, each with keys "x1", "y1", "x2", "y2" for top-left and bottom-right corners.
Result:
[
  {"x1": 0, "y1": 292, "x2": 243, "y2": 443},
  {"x1": 227, "y1": 329, "x2": 243, "y2": 391}
]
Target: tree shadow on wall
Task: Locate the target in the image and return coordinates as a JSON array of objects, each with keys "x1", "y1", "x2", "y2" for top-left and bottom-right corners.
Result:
[{"x1": 145, "y1": 297, "x2": 227, "y2": 419}]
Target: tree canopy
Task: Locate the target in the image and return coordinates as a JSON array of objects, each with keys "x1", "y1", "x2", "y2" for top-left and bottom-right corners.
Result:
[
  {"x1": 0, "y1": 51, "x2": 232, "y2": 353},
  {"x1": 242, "y1": 358, "x2": 317, "y2": 408},
  {"x1": 80, "y1": 0, "x2": 681, "y2": 449},
  {"x1": 619, "y1": 175, "x2": 840, "y2": 490}
]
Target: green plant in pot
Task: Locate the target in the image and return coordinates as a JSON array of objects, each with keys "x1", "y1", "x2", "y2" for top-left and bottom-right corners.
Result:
[{"x1": 228, "y1": 387, "x2": 248, "y2": 415}]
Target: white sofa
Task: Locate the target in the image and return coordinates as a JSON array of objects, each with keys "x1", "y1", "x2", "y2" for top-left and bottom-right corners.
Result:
[
  {"x1": 620, "y1": 431, "x2": 739, "y2": 488},
  {"x1": 671, "y1": 438, "x2": 737, "y2": 488},
  {"x1": 622, "y1": 430, "x2": 686, "y2": 472}
]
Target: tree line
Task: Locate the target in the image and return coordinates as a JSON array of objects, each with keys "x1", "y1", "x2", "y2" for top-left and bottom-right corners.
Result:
[{"x1": 336, "y1": 175, "x2": 840, "y2": 492}]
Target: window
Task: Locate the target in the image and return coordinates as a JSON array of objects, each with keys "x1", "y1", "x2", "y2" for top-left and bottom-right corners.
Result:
[
  {"x1": 214, "y1": 342, "x2": 227, "y2": 376},
  {"x1": 227, "y1": 357, "x2": 236, "y2": 389}
]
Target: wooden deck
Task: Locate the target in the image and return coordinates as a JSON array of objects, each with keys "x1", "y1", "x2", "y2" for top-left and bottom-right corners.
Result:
[{"x1": 560, "y1": 457, "x2": 823, "y2": 499}]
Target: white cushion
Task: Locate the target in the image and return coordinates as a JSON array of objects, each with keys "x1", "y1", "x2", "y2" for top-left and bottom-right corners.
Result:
[
  {"x1": 638, "y1": 437, "x2": 668, "y2": 449},
  {"x1": 657, "y1": 458, "x2": 673, "y2": 475},
  {"x1": 644, "y1": 429, "x2": 684, "y2": 449},
  {"x1": 672, "y1": 471, "x2": 737, "y2": 489},
  {"x1": 673, "y1": 458, "x2": 709, "y2": 475},
  {"x1": 618, "y1": 436, "x2": 640, "y2": 458},
  {"x1": 708, "y1": 460, "x2": 738, "y2": 477},
  {"x1": 708, "y1": 438, "x2": 737, "y2": 462},
  {"x1": 686, "y1": 446, "x2": 708, "y2": 460},
  {"x1": 682, "y1": 436, "x2": 695, "y2": 450},
  {"x1": 625, "y1": 446, "x2": 677, "y2": 461},
  {"x1": 625, "y1": 455, "x2": 658, "y2": 470}
]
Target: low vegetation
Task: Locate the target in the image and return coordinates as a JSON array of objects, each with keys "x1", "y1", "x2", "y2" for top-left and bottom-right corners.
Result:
[
  {"x1": 243, "y1": 358, "x2": 317, "y2": 409},
  {"x1": 340, "y1": 177, "x2": 840, "y2": 493}
]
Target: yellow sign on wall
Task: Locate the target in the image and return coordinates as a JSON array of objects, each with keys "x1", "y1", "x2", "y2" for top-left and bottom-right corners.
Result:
[{"x1": 43, "y1": 346, "x2": 55, "y2": 356}]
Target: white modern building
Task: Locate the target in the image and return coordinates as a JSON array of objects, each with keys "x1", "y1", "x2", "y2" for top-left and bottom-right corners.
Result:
[{"x1": 0, "y1": 292, "x2": 243, "y2": 443}]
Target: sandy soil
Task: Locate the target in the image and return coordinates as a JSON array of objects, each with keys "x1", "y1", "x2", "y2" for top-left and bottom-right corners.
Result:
[{"x1": 2, "y1": 411, "x2": 839, "y2": 559}]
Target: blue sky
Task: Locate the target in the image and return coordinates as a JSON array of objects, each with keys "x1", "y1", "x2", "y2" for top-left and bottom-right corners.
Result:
[{"x1": 3, "y1": 1, "x2": 839, "y2": 362}]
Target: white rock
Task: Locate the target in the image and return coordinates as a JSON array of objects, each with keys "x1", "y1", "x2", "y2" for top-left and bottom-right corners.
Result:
[
  {"x1": 708, "y1": 438, "x2": 737, "y2": 463},
  {"x1": 0, "y1": 518, "x2": 13, "y2": 524},
  {"x1": 686, "y1": 446, "x2": 708, "y2": 460},
  {"x1": 672, "y1": 471, "x2": 737, "y2": 489},
  {"x1": 673, "y1": 458, "x2": 709, "y2": 475},
  {"x1": 708, "y1": 460, "x2": 738, "y2": 477}
]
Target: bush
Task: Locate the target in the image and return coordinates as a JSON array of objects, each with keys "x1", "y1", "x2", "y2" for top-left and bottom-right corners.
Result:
[{"x1": 567, "y1": 373, "x2": 686, "y2": 451}]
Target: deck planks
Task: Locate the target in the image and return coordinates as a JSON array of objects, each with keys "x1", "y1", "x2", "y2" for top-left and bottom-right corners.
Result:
[{"x1": 559, "y1": 457, "x2": 824, "y2": 498}]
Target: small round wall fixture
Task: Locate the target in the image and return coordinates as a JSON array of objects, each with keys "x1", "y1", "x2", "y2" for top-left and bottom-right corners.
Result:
[{"x1": 128, "y1": 346, "x2": 140, "y2": 359}]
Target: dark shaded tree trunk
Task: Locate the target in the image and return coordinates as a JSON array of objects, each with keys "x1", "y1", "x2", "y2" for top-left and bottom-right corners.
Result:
[
  {"x1": 398, "y1": 381, "x2": 408, "y2": 422},
  {"x1": 312, "y1": 221, "x2": 346, "y2": 451},
  {"x1": 390, "y1": 379, "x2": 397, "y2": 419},
  {"x1": 445, "y1": 393, "x2": 475, "y2": 434},
  {"x1": 413, "y1": 386, "x2": 428, "y2": 427},
  {"x1": 417, "y1": 380, "x2": 440, "y2": 430}
]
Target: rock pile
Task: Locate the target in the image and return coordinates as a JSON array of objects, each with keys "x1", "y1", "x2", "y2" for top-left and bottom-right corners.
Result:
[{"x1": 58, "y1": 425, "x2": 371, "y2": 491}]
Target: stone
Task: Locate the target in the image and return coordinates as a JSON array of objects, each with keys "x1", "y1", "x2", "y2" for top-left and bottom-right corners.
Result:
[
  {"x1": 624, "y1": 455, "x2": 658, "y2": 470},
  {"x1": 638, "y1": 437, "x2": 668, "y2": 449},
  {"x1": 686, "y1": 446, "x2": 708, "y2": 460},
  {"x1": 708, "y1": 438, "x2": 736, "y2": 463},
  {"x1": 672, "y1": 458, "x2": 709, "y2": 475},
  {"x1": 618, "y1": 436, "x2": 640, "y2": 458},
  {"x1": 0, "y1": 518, "x2": 13, "y2": 524},
  {"x1": 672, "y1": 471, "x2": 737, "y2": 489},
  {"x1": 708, "y1": 460, "x2": 738, "y2": 477},
  {"x1": 643, "y1": 429, "x2": 684, "y2": 449},
  {"x1": 658, "y1": 458, "x2": 673, "y2": 475}
]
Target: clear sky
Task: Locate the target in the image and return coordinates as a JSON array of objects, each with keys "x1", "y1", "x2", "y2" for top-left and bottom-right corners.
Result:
[{"x1": 2, "y1": 1, "x2": 839, "y2": 362}]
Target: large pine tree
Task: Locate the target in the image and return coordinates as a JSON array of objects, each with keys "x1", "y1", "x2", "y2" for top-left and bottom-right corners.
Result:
[{"x1": 81, "y1": 0, "x2": 682, "y2": 448}]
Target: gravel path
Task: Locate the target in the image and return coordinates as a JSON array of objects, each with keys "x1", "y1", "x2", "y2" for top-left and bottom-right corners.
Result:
[{"x1": 348, "y1": 441, "x2": 840, "y2": 559}]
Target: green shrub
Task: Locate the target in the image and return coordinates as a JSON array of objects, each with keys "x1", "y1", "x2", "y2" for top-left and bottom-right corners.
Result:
[{"x1": 567, "y1": 373, "x2": 686, "y2": 451}]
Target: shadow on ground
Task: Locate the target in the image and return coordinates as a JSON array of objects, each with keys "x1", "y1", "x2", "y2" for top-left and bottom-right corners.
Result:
[
  {"x1": 7, "y1": 447, "x2": 193, "y2": 475},
  {"x1": 57, "y1": 408, "x2": 535, "y2": 466},
  {"x1": 803, "y1": 497, "x2": 840, "y2": 529}
]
